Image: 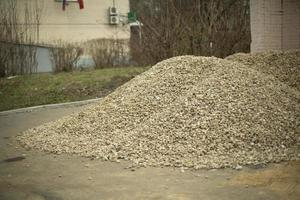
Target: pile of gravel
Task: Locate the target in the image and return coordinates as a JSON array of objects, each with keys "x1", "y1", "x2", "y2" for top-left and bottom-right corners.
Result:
[
  {"x1": 18, "y1": 53, "x2": 300, "y2": 169},
  {"x1": 226, "y1": 50, "x2": 300, "y2": 90}
]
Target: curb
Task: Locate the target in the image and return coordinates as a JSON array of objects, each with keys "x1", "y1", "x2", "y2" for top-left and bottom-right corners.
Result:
[{"x1": 0, "y1": 98, "x2": 101, "y2": 116}]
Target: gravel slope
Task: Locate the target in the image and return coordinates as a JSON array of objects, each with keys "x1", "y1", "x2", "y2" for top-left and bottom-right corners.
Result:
[
  {"x1": 226, "y1": 50, "x2": 300, "y2": 90},
  {"x1": 18, "y1": 54, "x2": 300, "y2": 169}
]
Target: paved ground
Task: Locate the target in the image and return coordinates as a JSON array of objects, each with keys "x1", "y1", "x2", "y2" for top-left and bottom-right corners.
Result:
[{"x1": 0, "y1": 105, "x2": 299, "y2": 200}]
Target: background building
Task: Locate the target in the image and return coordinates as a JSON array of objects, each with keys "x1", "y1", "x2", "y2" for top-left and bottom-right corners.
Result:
[
  {"x1": 0, "y1": 0, "x2": 130, "y2": 73},
  {"x1": 26, "y1": 0, "x2": 130, "y2": 44},
  {"x1": 39, "y1": 0, "x2": 129, "y2": 44},
  {"x1": 250, "y1": 0, "x2": 300, "y2": 52}
]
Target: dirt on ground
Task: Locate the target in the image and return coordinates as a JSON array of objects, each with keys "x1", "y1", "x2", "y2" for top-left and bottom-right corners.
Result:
[{"x1": 229, "y1": 162, "x2": 300, "y2": 199}]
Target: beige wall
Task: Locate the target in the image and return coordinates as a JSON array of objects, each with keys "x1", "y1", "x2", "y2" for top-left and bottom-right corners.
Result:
[
  {"x1": 250, "y1": 0, "x2": 300, "y2": 52},
  {"x1": 18, "y1": 0, "x2": 130, "y2": 44}
]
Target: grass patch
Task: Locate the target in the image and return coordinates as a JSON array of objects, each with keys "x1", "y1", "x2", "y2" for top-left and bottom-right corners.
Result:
[{"x1": 0, "y1": 67, "x2": 148, "y2": 111}]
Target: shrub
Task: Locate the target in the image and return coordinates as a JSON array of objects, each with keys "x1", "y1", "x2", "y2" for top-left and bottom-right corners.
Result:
[
  {"x1": 50, "y1": 42, "x2": 82, "y2": 73},
  {"x1": 86, "y1": 39, "x2": 129, "y2": 69}
]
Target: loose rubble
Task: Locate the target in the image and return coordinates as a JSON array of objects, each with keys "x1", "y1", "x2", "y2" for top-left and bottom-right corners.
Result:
[
  {"x1": 226, "y1": 50, "x2": 300, "y2": 90},
  {"x1": 18, "y1": 52, "x2": 300, "y2": 169}
]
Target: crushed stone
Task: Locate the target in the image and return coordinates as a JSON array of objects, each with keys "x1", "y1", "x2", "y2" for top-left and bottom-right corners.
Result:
[
  {"x1": 226, "y1": 50, "x2": 300, "y2": 90},
  {"x1": 18, "y1": 52, "x2": 300, "y2": 169}
]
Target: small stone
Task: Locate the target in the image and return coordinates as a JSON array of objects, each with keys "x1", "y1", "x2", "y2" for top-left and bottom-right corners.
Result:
[{"x1": 235, "y1": 165, "x2": 243, "y2": 170}]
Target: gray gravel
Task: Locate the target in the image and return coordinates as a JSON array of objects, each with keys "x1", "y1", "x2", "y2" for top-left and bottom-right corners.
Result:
[{"x1": 18, "y1": 53, "x2": 300, "y2": 169}]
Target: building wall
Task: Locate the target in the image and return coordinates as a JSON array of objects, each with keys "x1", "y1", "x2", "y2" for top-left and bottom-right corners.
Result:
[
  {"x1": 250, "y1": 0, "x2": 300, "y2": 52},
  {"x1": 0, "y1": 0, "x2": 130, "y2": 73},
  {"x1": 282, "y1": 0, "x2": 300, "y2": 50},
  {"x1": 17, "y1": 0, "x2": 130, "y2": 44}
]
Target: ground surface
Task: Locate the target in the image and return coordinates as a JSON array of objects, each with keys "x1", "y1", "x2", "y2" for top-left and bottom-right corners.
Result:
[
  {"x1": 0, "y1": 67, "x2": 147, "y2": 111},
  {"x1": 0, "y1": 105, "x2": 299, "y2": 200}
]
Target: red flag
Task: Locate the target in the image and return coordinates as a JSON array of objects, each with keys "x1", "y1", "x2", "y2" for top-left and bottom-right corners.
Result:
[
  {"x1": 62, "y1": 0, "x2": 67, "y2": 11},
  {"x1": 78, "y1": 0, "x2": 84, "y2": 9}
]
